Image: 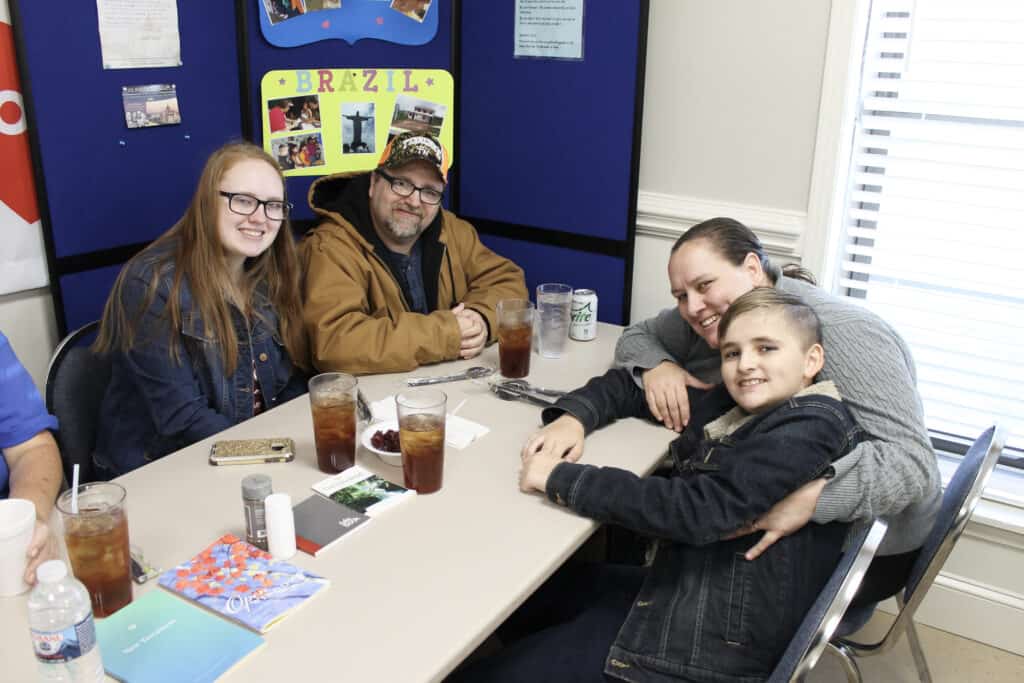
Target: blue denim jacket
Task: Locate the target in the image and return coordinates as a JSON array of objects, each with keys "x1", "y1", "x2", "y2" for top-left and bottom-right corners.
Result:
[
  {"x1": 544, "y1": 370, "x2": 864, "y2": 682},
  {"x1": 94, "y1": 250, "x2": 307, "y2": 475}
]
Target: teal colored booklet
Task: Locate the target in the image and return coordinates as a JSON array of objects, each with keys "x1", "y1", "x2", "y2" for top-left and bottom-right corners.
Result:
[{"x1": 96, "y1": 589, "x2": 264, "y2": 683}]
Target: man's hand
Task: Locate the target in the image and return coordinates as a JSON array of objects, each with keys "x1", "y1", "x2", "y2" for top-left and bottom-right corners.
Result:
[
  {"x1": 519, "y1": 450, "x2": 563, "y2": 494},
  {"x1": 521, "y1": 414, "x2": 586, "y2": 463},
  {"x1": 24, "y1": 519, "x2": 59, "y2": 585},
  {"x1": 451, "y1": 304, "x2": 487, "y2": 359},
  {"x1": 727, "y1": 478, "x2": 828, "y2": 560},
  {"x1": 641, "y1": 361, "x2": 714, "y2": 432}
]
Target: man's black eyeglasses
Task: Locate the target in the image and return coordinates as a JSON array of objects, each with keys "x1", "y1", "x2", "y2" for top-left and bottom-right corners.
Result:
[
  {"x1": 219, "y1": 191, "x2": 292, "y2": 221},
  {"x1": 375, "y1": 169, "x2": 444, "y2": 205}
]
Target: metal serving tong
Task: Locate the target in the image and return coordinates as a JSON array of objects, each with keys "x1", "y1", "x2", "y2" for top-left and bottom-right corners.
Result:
[
  {"x1": 407, "y1": 365, "x2": 495, "y2": 386},
  {"x1": 497, "y1": 379, "x2": 567, "y2": 398},
  {"x1": 489, "y1": 382, "x2": 554, "y2": 407},
  {"x1": 488, "y1": 379, "x2": 566, "y2": 407}
]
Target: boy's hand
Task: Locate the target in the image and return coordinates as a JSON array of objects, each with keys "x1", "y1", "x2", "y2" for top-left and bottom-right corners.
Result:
[
  {"x1": 519, "y1": 450, "x2": 563, "y2": 494},
  {"x1": 521, "y1": 414, "x2": 585, "y2": 463},
  {"x1": 641, "y1": 362, "x2": 713, "y2": 432}
]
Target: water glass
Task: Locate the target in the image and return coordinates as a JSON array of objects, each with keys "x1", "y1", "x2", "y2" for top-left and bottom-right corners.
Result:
[{"x1": 536, "y1": 283, "x2": 573, "y2": 358}]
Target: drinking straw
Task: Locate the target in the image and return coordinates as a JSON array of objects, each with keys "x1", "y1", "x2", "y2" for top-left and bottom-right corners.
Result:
[
  {"x1": 70, "y1": 464, "x2": 80, "y2": 514},
  {"x1": 450, "y1": 398, "x2": 467, "y2": 416}
]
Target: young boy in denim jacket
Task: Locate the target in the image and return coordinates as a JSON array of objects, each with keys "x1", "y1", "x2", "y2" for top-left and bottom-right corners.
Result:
[{"x1": 458, "y1": 288, "x2": 867, "y2": 683}]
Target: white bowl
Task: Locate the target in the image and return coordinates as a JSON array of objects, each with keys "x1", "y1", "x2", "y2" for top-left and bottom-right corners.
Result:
[{"x1": 362, "y1": 420, "x2": 402, "y2": 466}]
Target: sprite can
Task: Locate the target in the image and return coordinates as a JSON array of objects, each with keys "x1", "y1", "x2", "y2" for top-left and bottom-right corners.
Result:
[{"x1": 570, "y1": 289, "x2": 597, "y2": 341}]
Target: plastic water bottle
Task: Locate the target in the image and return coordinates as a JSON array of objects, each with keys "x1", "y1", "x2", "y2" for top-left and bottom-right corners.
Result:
[{"x1": 27, "y1": 560, "x2": 105, "y2": 682}]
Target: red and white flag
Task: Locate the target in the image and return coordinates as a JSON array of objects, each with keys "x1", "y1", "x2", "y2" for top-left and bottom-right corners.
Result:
[{"x1": 0, "y1": 0, "x2": 47, "y2": 295}]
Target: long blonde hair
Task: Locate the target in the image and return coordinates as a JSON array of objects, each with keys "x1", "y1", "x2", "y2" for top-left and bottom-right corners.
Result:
[{"x1": 94, "y1": 142, "x2": 308, "y2": 374}]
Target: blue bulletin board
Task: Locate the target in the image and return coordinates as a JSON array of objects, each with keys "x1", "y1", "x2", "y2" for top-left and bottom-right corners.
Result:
[
  {"x1": 457, "y1": 2, "x2": 648, "y2": 324},
  {"x1": 10, "y1": 1, "x2": 246, "y2": 335},
  {"x1": 13, "y1": 0, "x2": 645, "y2": 336}
]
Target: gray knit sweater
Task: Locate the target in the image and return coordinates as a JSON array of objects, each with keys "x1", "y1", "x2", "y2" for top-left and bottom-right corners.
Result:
[{"x1": 615, "y1": 276, "x2": 941, "y2": 555}]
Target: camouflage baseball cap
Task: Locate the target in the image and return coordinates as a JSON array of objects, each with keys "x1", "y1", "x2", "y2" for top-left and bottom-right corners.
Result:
[{"x1": 377, "y1": 130, "x2": 449, "y2": 183}]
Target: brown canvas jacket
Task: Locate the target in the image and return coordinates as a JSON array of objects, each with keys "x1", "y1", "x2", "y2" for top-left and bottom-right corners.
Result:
[{"x1": 301, "y1": 172, "x2": 527, "y2": 374}]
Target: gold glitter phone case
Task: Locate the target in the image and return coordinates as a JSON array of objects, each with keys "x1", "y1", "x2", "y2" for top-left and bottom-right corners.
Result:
[{"x1": 209, "y1": 438, "x2": 296, "y2": 465}]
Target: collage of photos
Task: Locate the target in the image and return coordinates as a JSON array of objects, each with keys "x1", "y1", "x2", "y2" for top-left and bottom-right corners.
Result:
[
  {"x1": 267, "y1": 95, "x2": 325, "y2": 171},
  {"x1": 262, "y1": 0, "x2": 432, "y2": 25},
  {"x1": 263, "y1": 71, "x2": 451, "y2": 174}
]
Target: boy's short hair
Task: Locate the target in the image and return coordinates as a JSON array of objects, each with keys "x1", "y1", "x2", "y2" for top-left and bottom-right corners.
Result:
[{"x1": 718, "y1": 288, "x2": 822, "y2": 349}]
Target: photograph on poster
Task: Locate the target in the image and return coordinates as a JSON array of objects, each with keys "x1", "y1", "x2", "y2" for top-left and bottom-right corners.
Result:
[
  {"x1": 389, "y1": 0, "x2": 432, "y2": 23},
  {"x1": 268, "y1": 95, "x2": 321, "y2": 133},
  {"x1": 274, "y1": 132, "x2": 325, "y2": 171},
  {"x1": 388, "y1": 95, "x2": 446, "y2": 140},
  {"x1": 262, "y1": 0, "x2": 307, "y2": 25},
  {"x1": 307, "y1": 0, "x2": 342, "y2": 10},
  {"x1": 122, "y1": 84, "x2": 181, "y2": 129},
  {"x1": 342, "y1": 103, "x2": 376, "y2": 154}
]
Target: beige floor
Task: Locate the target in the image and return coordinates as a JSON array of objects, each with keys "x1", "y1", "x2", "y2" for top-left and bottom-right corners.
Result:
[{"x1": 805, "y1": 611, "x2": 1024, "y2": 682}]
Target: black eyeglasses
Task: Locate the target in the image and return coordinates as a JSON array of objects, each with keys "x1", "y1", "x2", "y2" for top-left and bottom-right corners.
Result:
[
  {"x1": 219, "y1": 191, "x2": 292, "y2": 221},
  {"x1": 375, "y1": 169, "x2": 444, "y2": 205}
]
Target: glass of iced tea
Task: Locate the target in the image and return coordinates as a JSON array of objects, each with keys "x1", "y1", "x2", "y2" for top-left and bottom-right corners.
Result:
[
  {"x1": 56, "y1": 482, "x2": 132, "y2": 617},
  {"x1": 396, "y1": 388, "x2": 446, "y2": 494},
  {"x1": 309, "y1": 372, "x2": 359, "y2": 474},
  {"x1": 497, "y1": 298, "x2": 534, "y2": 379}
]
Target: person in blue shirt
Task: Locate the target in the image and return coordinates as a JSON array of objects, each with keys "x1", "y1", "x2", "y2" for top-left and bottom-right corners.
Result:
[{"x1": 0, "y1": 331, "x2": 63, "y2": 585}]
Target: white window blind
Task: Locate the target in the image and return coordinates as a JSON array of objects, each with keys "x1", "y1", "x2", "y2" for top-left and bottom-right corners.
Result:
[{"x1": 832, "y1": 0, "x2": 1024, "y2": 455}]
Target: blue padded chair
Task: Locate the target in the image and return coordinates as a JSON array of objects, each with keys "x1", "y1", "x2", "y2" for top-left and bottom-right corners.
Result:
[
  {"x1": 826, "y1": 424, "x2": 1005, "y2": 683},
  {"x1": 44, "y1": 320, "x2": 110, "y2": 485},
  {"x1": 767, "y1": 519, "x2": 888, "y2": 683}
]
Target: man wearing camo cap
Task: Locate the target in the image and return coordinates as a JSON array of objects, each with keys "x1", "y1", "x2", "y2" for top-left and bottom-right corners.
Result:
[{"x1": 302, "y1": 130, "x2": 527, "y2": 374}]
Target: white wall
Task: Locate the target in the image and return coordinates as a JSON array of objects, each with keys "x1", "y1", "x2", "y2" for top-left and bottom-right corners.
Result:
[
  {"x1": 639, "y1": 0, "x2": 829, "y2": 211},
  {"x1": 632, "y1": 0, "x2": 1024, "y2": 655},
  {"x1": 0, "y1": 288, "x2": 58, "y2": 392},
  {"x1": 632, "y1": 0, "x2": 828, "y2": 321}
]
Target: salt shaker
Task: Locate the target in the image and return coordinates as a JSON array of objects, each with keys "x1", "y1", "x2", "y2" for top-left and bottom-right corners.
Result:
[
  {"x1": 241, "y1": 474, "x2": 272, "y2": 550},
  {"x1": 265, "y1": 493, "x2": 296, "y2": 560}
]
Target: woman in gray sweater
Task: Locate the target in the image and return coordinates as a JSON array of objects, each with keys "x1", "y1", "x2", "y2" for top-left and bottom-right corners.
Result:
[{"x1": 527, "y1": 217, "x2": 941, "y2": 604}]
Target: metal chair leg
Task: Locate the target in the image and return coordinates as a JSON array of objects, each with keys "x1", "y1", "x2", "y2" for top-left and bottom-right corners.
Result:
[
  {"x1": 904, "y1": 620, "x2": 932, "y2": 683},
  {"x1": 826, "y1": 642, "x2": 863, "y2": 683},
  {"x1": 896, "y1": 595, "x2": 933, "y2": 683}
]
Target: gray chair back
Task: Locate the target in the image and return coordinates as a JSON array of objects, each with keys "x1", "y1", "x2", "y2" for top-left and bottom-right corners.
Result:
[
  {"x1": 44, "y1": 321, "x2": 110, "y2": 485},
  {"x1": 891, "y1": 424, "x2": 1005, "y2": 636},
  {"x1": 767, "y1": 519, "x2": 888, "y2": 683}
]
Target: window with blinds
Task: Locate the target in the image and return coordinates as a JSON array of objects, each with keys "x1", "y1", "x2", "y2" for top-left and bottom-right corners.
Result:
[{"x1": 831, "y1": 0, "x2": 1023, "y2": 459}]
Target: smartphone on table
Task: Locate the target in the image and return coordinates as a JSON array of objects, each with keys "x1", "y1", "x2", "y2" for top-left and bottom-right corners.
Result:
[{"x1": 209, "y1": 438, "x2": 296, "y2": 466}]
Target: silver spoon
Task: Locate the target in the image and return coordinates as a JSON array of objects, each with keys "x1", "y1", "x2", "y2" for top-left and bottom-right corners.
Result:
[{"x1": 407, "y1": 365, "x2": 495, "y2": 386}]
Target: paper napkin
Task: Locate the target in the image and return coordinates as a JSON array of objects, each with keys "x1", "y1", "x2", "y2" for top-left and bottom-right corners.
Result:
[{"x1": 370, "y1": 396, "x2": 489, "y2": 450}]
